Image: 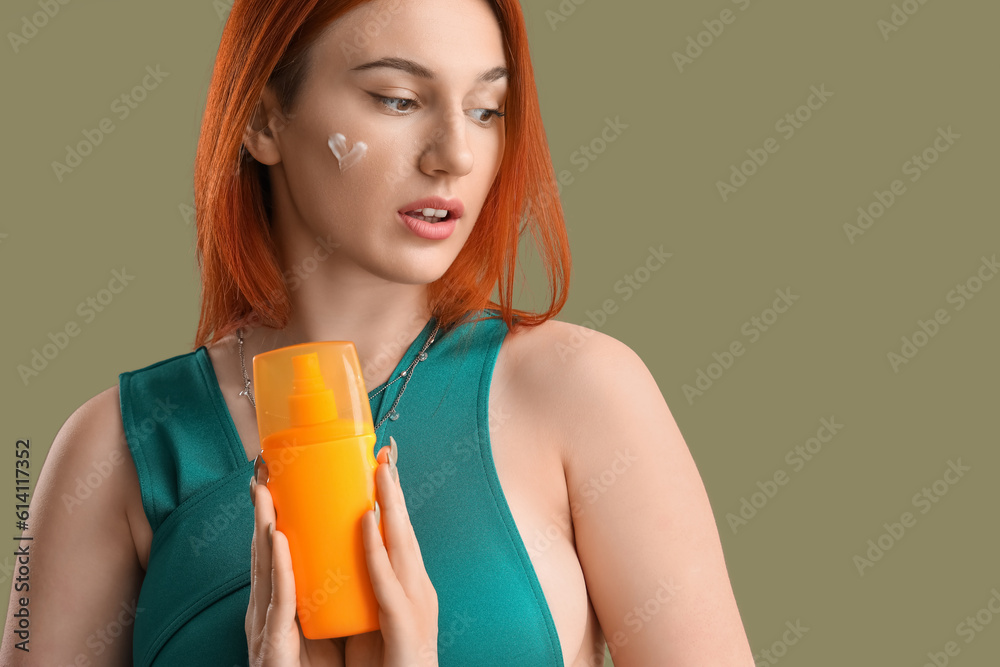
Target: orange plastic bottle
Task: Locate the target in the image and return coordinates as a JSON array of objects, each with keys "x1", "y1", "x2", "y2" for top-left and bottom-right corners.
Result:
[{"x1": 253, "y1": 341, "x2": 385, "y2": 639}]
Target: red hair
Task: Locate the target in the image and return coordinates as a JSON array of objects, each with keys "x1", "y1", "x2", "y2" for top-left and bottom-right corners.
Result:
[{"x1": 191, "y1": 0, "x2": 571, "y2": 349}]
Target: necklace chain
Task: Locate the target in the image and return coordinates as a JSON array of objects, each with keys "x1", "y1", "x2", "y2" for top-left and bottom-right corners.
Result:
[{"x1": 237, "y1": 320, "x2": 440, "y2": 432}]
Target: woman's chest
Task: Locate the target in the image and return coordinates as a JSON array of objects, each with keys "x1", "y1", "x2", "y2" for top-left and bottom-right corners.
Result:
[{"x1": 130, "y1": 332, "x2": 606, "y2": 665}]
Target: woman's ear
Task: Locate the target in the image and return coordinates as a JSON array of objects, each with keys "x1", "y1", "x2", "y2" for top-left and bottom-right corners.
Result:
[{"x1": 242, "y1": 86, "x2": 285, "y2": 166}]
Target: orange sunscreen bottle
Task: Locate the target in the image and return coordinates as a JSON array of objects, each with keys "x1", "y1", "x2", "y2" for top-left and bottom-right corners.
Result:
[{"x1": 253, "y1": 341, "x2": 385, "y2": 639}]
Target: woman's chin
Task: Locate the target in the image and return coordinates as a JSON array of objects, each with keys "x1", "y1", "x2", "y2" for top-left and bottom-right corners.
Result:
[{"x1": 373, "y1": 259, "x2": 453, "y2": 287}]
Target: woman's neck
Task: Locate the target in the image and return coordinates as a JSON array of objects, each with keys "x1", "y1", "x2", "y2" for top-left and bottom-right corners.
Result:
[{"x1": 242, "y1": 283, "x2": 434, "y2": 392}]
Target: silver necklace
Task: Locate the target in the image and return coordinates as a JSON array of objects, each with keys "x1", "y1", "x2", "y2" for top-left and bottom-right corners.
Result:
[{"x1": 236, "y1": 320, "x2": 440, "y2": 431}]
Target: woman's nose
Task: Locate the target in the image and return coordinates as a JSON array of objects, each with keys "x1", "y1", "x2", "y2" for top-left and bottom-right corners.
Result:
[{"x1": 418, "y1": 109, "x2": 475, "y2": 177}]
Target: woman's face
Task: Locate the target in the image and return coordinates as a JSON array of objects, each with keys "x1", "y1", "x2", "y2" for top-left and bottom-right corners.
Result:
[{"x1": 252, "y1": 0, "x2": 508, "y2": 286}]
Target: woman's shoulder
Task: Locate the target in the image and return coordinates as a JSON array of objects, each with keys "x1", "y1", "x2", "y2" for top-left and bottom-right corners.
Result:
[
  {"x1": 502, "y1": 317, "x2": 654, "y2": 410},
  {"x1": 507, "y1": 317, "x2": 646, "y2": 375},
  {"x1": 63, "y1": 383, "x2": 129, "y2": 455},
  {"x1": 40, "y1": 376, "x2": 158, "y2": 539},
  {"x1": 51, "y1": 383, "x2": 136, "y2": 503}
]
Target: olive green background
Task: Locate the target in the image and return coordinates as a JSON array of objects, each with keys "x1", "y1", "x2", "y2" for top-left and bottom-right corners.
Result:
[{"x1": 2, "y1": 1, "x2": 998, "y2": 665}]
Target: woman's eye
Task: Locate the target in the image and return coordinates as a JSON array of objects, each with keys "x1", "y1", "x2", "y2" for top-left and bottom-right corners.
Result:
[
  {"x1": 471, "y1": 108, "x2": 506, "y2": 125},
  {"x1": 370, "y1": 93, "x2": 505, "y2": 125},
  {"x1": 376, "y1": 96, "x2": 417, "y2": 113}
]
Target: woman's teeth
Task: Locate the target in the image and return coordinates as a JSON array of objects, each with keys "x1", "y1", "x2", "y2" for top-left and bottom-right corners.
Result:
[{"x1": 407, "y1": 208, "x2": 450, "y2": 222}]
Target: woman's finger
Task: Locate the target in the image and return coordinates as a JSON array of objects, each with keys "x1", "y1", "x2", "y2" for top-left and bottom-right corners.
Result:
[
  {"x1": 385, "y1": 449, "x2": 428, "y2": 569},
  {"x1": 362, "y1": 505, "x2": 406, "y2": 612},
  {"x1": 376, "y1": 457, "x2": 431, "y2": 595},
  {"x1": 361, "y1": 446, "x2": 439, "y2": 665},
  {"x1": 266, "y1": 526, "x2": 298, "y2": 655},
  {"x1": 383, "y1": 437, "x2": 426, "y2": 567},
  {"x1": 246, "y1": 485, "x2": 257, "y2": 641},
  {"x1": 253, "y1": 482, "x2": 276, "y2": 623}
]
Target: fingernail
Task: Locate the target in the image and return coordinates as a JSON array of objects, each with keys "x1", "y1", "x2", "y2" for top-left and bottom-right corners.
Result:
[
  {"x1": 249, "y1": 477, "x2": 257, "y2": 506},
  {"x1": 389, "y1": 436, "x2": 398, "y2": 467},
  {"x1": 373, "y1": 500, "x2": 380, "y2": 526},
  {"x1": 254, "y1": 453, "x2": 269, "y2": 486},
  {"x1": 389, "y1": 435, "x2": 399, "y2": 483},
  {"x1": 267, "y1": 522, "x2": 274, "y2": 545}
]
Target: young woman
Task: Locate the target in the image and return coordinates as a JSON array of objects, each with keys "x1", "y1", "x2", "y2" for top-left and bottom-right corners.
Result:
[{"x1": 1, "y1": 0, "x2": 753, "y2": 665}]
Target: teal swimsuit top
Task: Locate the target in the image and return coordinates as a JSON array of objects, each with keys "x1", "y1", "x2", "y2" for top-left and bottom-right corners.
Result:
[{"x1": 118, "y1": 308, "x2": 564, "y2": 666}]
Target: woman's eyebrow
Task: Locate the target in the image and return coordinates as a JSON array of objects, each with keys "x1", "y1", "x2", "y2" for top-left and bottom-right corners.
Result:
[{"x1": 350, "y1": 56, "x2": 508, "y2": 83}]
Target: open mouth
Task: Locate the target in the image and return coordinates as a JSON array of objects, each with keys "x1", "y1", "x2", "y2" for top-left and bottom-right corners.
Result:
[{"x1": 404, "y1": 208, "x2": 453, "y2": 223}]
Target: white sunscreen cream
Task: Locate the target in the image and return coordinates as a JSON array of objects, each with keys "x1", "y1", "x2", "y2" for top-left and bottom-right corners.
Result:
[{"x1": 328, "y1": 133, "x2": 368, "y2": 172}]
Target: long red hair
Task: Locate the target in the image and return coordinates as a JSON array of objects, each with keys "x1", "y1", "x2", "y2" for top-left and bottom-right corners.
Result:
[{"x1": 191, "y1": 0, "x2": 571, "y2": 349}]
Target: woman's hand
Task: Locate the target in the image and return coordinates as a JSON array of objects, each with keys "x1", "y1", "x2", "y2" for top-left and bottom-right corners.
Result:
[
  {"x1": 245, "y1": 436, "x2": 439, "y2": 667},
  {"x1": 246, "y1": 461, "x2": 345, "y2": 667},
  {"x1": 344, "y1": 436, "x2": 440, "y2": 667}
]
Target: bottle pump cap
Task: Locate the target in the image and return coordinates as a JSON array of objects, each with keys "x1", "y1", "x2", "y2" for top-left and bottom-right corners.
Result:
[{"x1": 253, "y1": 341, "x2": 375, "y2": 446}]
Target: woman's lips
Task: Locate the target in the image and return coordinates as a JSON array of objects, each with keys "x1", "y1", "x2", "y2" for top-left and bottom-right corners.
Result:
[
  {"x1": 398, "y1": 196, "x2": 465, "y2": 220},
  {"x1": 398, "y1": 211, "x2": 457, "y2": 240},
  {"x1": 405, "y1": 210, "x2": 452, "y2": 223}
]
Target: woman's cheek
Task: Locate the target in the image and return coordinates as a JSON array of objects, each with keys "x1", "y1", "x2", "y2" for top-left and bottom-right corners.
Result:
[{"x1": 326, "y1": 131, "x2": 369, "y2": 172}]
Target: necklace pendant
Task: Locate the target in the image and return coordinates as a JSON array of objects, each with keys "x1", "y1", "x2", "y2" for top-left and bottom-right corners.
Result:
[
  {"x1": 388, "y1": 410, "x2": 399, "y2": 421},
  {"x1": 418, "y1": 351, "x2": 428, "y2": 361}
]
